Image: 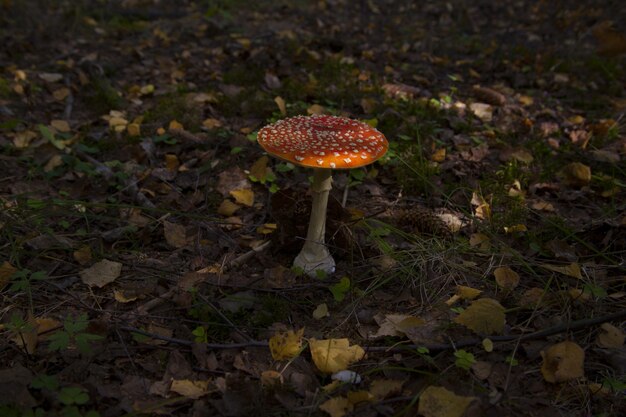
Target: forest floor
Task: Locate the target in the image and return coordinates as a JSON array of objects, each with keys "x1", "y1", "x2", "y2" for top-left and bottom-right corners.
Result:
[{"x1": 1, "y1": 1, "x2": 625, "y2": 416}]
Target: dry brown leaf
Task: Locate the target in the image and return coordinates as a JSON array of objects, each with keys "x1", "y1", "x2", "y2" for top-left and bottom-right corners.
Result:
[
  {"x1": 169, "y1": 120, "x2": 184, "y2": 130},
  {"x1": 418, "y1": 385, "x2": 476, "y2": 417},
  {"x1": 79, "y1": 259, "x2": 122, "y2": 288},
  {"x1": 455, "y1": 298, "x2": 506, "y2": 334},
  {"x1": 319, "y1": 396, "x2": 352, "y2": 417},
  {"x1": 202, "y1": 118, "x2": 223, "y2": 129},
  {"x1": 170, "y1": 379, "x2": 211, "y2": 399},
  {"x1": 52, "y1": 88, "x2": 70, "y2": 101},
  {"x1": 562, "y1": 162, "x2": 591, "y2": 187},
  {"x1": 369, "y1": 379, "x2": 404, "y2": 399},
  {"x1": 472, "y1": 86, "x2": 506, "y2": 106},
  {"x1": 269, "y1": 328, "x2": 304, "y2": 360},
  {"x1": 0, "y1": 261, "x2": 17, "y2": 290},
  {"x1": 274, "y1": 96, "x2": 287, "y2": 116},
  {"x1": 469, "y1": 233, "x2": 490, "y2": 250},
  {"x1": 114, "y1": 289, "x2": 138, "y2": 303},
  {"x1": 163, "y1": 221, "x2": 190, "y2": 248},
  {"x1": 593, "y1": 21, "x2": 626, "y2": 57},
  {"x1": 541, "y1": 341, "x2": 585, "y2": 383},
  {"x1": 309, "y1": 338, "x2": 365, "y2": 373},
  {"x1": 249, "y1": 155, "x2": 269, "y2": 183},
  {"x1": 346, "y1": 390, "x2": 374, "y2": 404},
  {"x1": 50, "y1": 120, "x2": 70, "y2": 132},
  {"x1": 307, "y1": 104, "x2": 325, "y2": 115},
  {"x1": 596, "y1": 323, "x2": 624, "y2": 348},
  {"x1": 540, "y1": 263, "x2": 583, "y2": 279},
  {"x1": 494, "y1": 266, "x2": 520, "y2": 290},
  {"x1": 217, "y1": 200, "x2": 241, "y2": 217}
]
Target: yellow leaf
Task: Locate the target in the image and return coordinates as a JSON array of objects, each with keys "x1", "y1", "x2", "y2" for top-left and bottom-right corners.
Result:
[
  {"x1": 274, "y1": 96, "x2": 287, "y2": 116},
  {"x1": 596, "y1": 323, "x2": 624, "y2": 348},
  {"x1": 51, "y1": 119, "x2": 71, "y2": 132},
  {"x1": 309, "y1": 338, "x2": 365, "y2": 373},
  {"x1": 127, "y1": 122, "x2": 141, "y2": 137},
  {"x1": 469, "y1": 233, "x2": 490, "y2": 250},
  {"x1": 139, "y1": 84, "x2": 155, "y2": 95},
  {"x1": 12, "y1": 316, "x2": 61, "y2": 354},
  {"x1": 218, "y1": 200, "x2": 241, "y2": 216},
  {"x1": 256, "y1": 223, "x2": 277, "y2": 234},
  {"x1": 369, "y1": 379, "x2": 404, "y2": 399},
  {"x1": 568, "y1": 115, "x2": 585, "y2": 125},
  {"x1": 169, "y1": 120, "x2": 184, "y2": 130},
  {"x1": 562, "y1": 162, "x2": 591, "y2": 187},
  {"x1": 170, "y1": 379, "x2": 210, "y2": 399},
  {"x1": 541, "y1": 341, "x2": 585, "y2": 383},
  {"x1": 73, "y1": 245, "x2": 92, "y2": 265},
  {"x1": 418, "y1": 386, "x2": 476, "y2": 417},
  {"x1": 431, "y1": 147, "x2": 446, "y2": 162},
  {"x1": 482, "y1": 338, "x2": 494, "y2": 352},
  {"x1": 202, "y1": 118, "x2": 223, "y2": 129},
  {"x1": 113, "y1": 289, "x2": 138, "y2": 303},
  {"x1": 504, "y1": 224, "x2": 527, "y2": 233},
  {"x1": 0, "y1": 261, "x2": 18, "y2": 290},
  {"x1": 13, "y1": 130, "x2": 37, "y2": 148},
  {"x1": 260, "y1": 370, "x2": 283, "y2": 387},
  {"x1": 313, "y1": 303, "x2": 329, "y2": 319},
  {"x1": 494, "y1": 266, "x2": 520, "y2": 290},
  {"x1": 230, "y1": 188, "x2": 254, "y2": 207},
  {"x1": 454, "y1": 298, "x2": 506, "y2": 334},
  {"x1": 456, "y1": 285, "x2": 482, "y2": 300},
  {"x1": 307, "y1": 104, "x2": 325, "y2": 115},
  {"x1": 165, "y1": 154, "x2": 179, "y2": 172},
  {"x1": 52, "y1": 88, "x2": 70, "y2": 101},
  {"x1": 319, "y1": 396, "x2": 352, "y2": 417},
  {"x1": 540, "y1": 263, "x2": 583, "y2": 279},
  {"x1": 471, "y1": 192, "x2": 491, "y2": 220},
  {"x1": 347, "y1": 390, "x2": 374, "y2": 404},
  {"x1": 531, "y1": 200, "x2": 555, "y2": 212},
  {"x1": 269, "y1": 328, "x2": 304, "y2": 360},
  {"x1": 518, "y1": 95, "x2": 534, "y2": 106}
]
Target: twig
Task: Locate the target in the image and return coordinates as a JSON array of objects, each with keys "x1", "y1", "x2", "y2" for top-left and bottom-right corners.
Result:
[
  {"x1": 366, "y1": 309, "x2": 626, "y2": 352},
  {"x1": 119, "y1": 325, "x2": 268, "y2": 349},
  {"x1": 135, "y1": 241, "x2": 272, "y2": 315},
  {"x1": 63, "y1": 75, "x2": 74, "y2": 120},
  {"x1": 74, "y1": 150, "x2": 155, "y2": 208}
]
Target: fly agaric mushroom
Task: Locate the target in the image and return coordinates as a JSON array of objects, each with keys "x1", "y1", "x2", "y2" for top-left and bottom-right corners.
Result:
[{"x1": 257, "y1": 114, "x2": 388, "y2": 277}]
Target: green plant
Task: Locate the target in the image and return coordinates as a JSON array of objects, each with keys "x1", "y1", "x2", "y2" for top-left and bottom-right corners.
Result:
[
  {"x1": 48, "y1": 314, "x2": 103, "y2": 354},
  {"x1": 329, "y1": 276, "x2": 351, "y2": 302},
  {"x1": 192, "y1": 326, "x2": 209, "y2": 343},
  {"x1": 454, "y1": 349, "x2": 476, "y2": 371}
]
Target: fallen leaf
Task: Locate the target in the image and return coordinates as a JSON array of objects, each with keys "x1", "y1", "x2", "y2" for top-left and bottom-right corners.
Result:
[
  {"x1": 0, "y1": 261, "x2": 17, "y2": 290},
  {"x1": 313, "y1": 303, "x2": 329, "y2": 319},
  {"x1": 39, "y1": 72, "x2": 63, "y2": 82},
  {"x1": 309, "y1": 338, "x2": 365, "y2": 373},
  {"x1": 217, "y1": 200, "x2": 241, "y2": 216},
  {"x1": 596, "y1": 323, "x2": 624, "y2": 348},
  {"x1": 518, "y1": 287, "x2": 545, "y2": 308},
  {"x1": 260, "y1": 370, "x2": 283, "y2": 387},
  {"x1": 230, "y1": 188, "x2": 254, "y2": 207},
  {"x1": 369, "y1": 379, "x2": 404, "y2": 399},
  {"x1": 541, "y1": 341, "x2": 585, "y2": 383},
  {"x1": 471, "y1": 192, "x2": 491, "y2": 220},
  {"x1": 457, "y1": 285, "x2": 482, "y2": 300},
  {"x1": 202, "y1": 118, "x2": 222, "y2": 129},
  {"x1": 469, "y1": 102, "x2": 493, "y2": 122},
  {"x1": 114, "y1": 289, "x2": 138, "y2": 303},
  {"x1": 249, "y1": 155, "x2": 269, "y2": 183},
  {"x1": 562, "y1": 162, "x2": 591, "y2": 187},
  {"x1": 455, "y1": 298, "x2": 506, "y2": 334},
  {"x1": 431, "y1": 147, "x2": 446, "y2": 162},
  {"x1": 163, "y1": 221, "x2": 190, "y2": 248},
  {"x1": 472, "y1": 86, "x2": 506, "y2": 106},
  {"x1": 503, "y1": 224, "x2": 527, "y2": 233},
  {"x1": 319, "y1": 396, "x2": 352, "y2": 417},
  {"x1": 269, "y1": 328, "x2": 304, "y2": 360},
  {"x1": 494, "y1": 266, "x2": 520, "y2": 290},
  {"x1": 346, "y1": 390, "x2": 374, "y2": 404},
  {"x1": 73, "y1": 246, "x2": 92, "y2": 265},
  {"x1": 50, "y1": 119, "x2": 70, "y2": 133},
  {"x1": 469, "y1": 233, "x2": 490, "y2": 250},
  {"x1": 127, "y1": 122, "x2": 141, "y2": 137},
  {"x1": 593, "y1": 21, "x2": 626, "y2": 56},
  {"x1": 274, "y1": 96, "x2": 287, "y2": 116},
  {"x1": 52, "y1": 88, "x2": 70, "y2": 101},
  {"x1": 170, "y1": 379, "x2": 211, "y2": 399},
  {"x1": 540, "y1": 263, "x2": 583, "y2": 279},
  {"x1": 79, "y1": 259, "x2": 122, "y2": 288},
  {"x1": 418, "y1": 385, "x2": 476, "y2": 417},
  {"x1": 307, "y1": 104, "x2": 325, "y2": 115},
  {"x1": 12, "y1": 316, "x2": 61, "y2": 354},
  {"x1": 169, "y1": 120, "x2": 184, "y2": 130}
]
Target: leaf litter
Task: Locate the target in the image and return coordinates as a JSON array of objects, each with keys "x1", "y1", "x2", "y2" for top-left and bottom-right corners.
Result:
[{"x1": 0, "y1": 0, "x2": 625, "y2": 416}]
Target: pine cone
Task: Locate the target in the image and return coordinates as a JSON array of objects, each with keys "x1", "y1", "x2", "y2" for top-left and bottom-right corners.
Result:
[{"x1": 397, "y1": 206, "x2": 452, "y2": 239}]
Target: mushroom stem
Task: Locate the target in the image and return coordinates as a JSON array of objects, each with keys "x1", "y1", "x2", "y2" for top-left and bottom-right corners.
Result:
[{"x1": 293, "y1": 168, "x2": 336, "y2": 277}]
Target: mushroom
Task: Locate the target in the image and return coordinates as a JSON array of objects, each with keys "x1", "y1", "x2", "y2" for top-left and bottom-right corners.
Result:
[{"x1": 257, "y1": 114, "x2": 388, "y2": 277}]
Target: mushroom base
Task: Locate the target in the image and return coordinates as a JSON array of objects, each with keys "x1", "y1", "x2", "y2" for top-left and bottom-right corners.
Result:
[{"x1": 293, "y1": 247, "x2": 336, "y2": 278}]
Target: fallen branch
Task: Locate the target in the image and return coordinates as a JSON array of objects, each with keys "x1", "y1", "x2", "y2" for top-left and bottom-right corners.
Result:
[
  {"x1": 135, "y1": 240, "x2": 272, "y2": 315},
  {"x1": 118, "y1": 325, "x2": 268, "y2": 349}
]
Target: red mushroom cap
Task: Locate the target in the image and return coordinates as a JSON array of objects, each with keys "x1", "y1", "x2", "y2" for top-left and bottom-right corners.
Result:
[{"x1": 257, "y1": 115, "x2": 388, "y2": 169}]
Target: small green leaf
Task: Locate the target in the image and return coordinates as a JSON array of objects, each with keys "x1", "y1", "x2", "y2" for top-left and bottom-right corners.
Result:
[
  {"x1": 58, "y1": 386, "x2": 89, "y2": 405},
  {"x1": 48, "y1": 331, "x2": 70, "y2": 351},
  {"x1": 329, "y1": 276, "x2": 350, "y2": 302},
  {"x1": 454, "y1": 349, "x2": 476, "y2": 371},
  {"x1": 31, "y1": 374, "x2": 59, "y2": 391}
]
